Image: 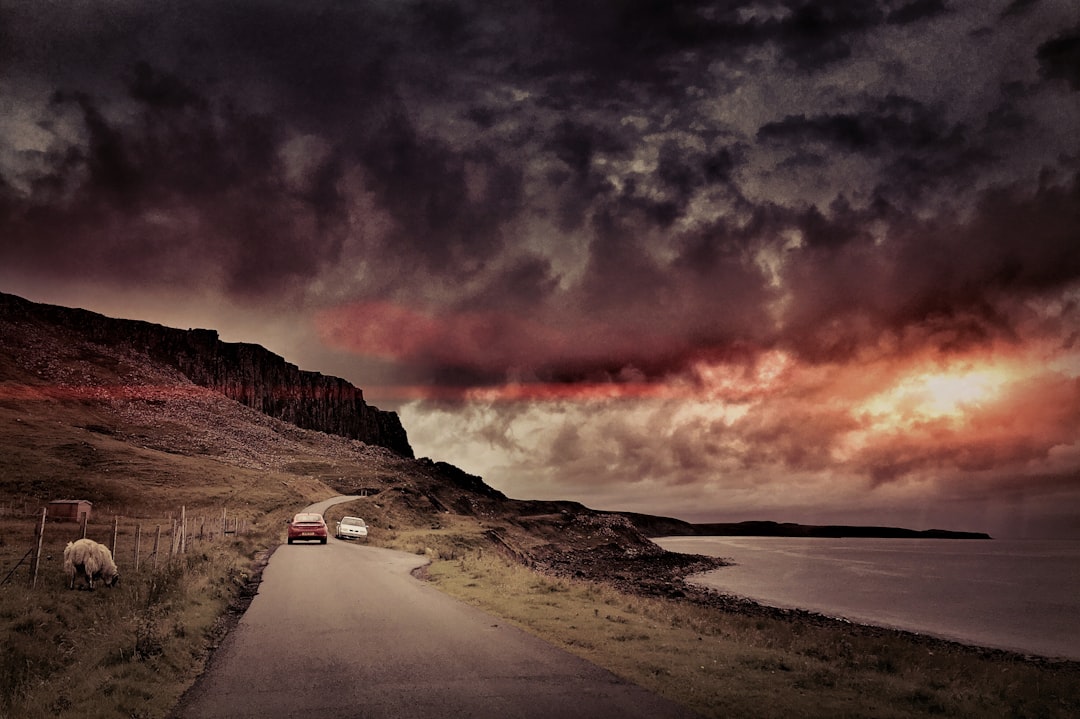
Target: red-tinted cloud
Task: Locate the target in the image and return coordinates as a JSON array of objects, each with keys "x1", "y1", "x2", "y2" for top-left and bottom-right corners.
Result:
[{"x1": 313, "y1": 300, "x2": 714, "y2": 384}]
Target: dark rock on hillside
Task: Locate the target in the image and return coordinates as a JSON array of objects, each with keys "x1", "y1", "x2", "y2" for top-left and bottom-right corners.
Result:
[
  {"x1": 0, "y1": 292, "x2": 413, "y2": 457},
  {"x1": 417, "y1": 459, "x2": 507, "y2": 500}
]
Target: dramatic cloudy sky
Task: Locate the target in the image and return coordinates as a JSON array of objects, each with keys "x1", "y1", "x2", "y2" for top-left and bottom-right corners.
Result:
[{"x1": 3, "y1": 1, "x2": 1078, "y2": 537}]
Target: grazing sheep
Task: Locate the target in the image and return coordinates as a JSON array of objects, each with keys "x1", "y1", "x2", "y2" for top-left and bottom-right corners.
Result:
[{"x1": 63, "y1": 538, "x2": 120, "y2": 590}]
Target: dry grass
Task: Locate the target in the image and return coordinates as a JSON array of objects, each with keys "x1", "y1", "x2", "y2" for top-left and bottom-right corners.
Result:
[
  {"x1": 418, "y1": 548, "x2": 1080, "y2": 719},
  {"x1": 0, "y1": 515, "x2": 277, "y2": 719},
  {"x1": 0, "y1": 394, "x2": 337, "y2": 719}
]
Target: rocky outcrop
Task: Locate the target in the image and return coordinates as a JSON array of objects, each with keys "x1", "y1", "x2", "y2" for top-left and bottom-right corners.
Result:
[{"x1": 0, "y1": 292, "x2": 413, "y2": 457}]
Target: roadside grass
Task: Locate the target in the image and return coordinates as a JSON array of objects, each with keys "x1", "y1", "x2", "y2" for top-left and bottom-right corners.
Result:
[
  {"x1": 0, "y1": 513, "x2": 286, "y2": 719},
  {"x1": 0, "y1": 493, "x2": 466, "y2": 719},
  {"x1": 0, "y1": 478, "x2": 322, "y2": 719},
  {"x1": 0, "y1": 387, "x2": 345, "y2": 719},
  {"x1": 419, "y1": 548, "x2": 1080, "y2": 719}
]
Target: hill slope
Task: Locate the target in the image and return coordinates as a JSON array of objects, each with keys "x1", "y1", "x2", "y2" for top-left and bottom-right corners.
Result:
[{"x1": 0, "y1": 292, "x2": 412, "y2": 456}]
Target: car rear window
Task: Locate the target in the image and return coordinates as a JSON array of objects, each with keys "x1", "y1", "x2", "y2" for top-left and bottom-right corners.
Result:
[
  {"x1": 294, "y1": 514, "x2": 322, "y2": 523},
  {"x1": 342, "y1": 517, "x2": 366, "y2": 526}
]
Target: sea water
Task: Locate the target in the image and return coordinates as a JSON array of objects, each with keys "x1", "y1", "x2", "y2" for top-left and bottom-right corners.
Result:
[{"x1": 654, "y1": 536, "x2": 1080, "y2": 660}]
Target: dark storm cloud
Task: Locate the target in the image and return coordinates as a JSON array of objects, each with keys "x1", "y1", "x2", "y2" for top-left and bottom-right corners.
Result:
[
  {"x1": 127, "y1": 63, "x2": 203, "y2": 111},
  {"x1": 756, "y1": 96, "x2": 956, "y2": 156},
  {"x1": 757, "y1": 96, "x2": 1004, "y2": 218},
  {"x1": 466, "y1": 255, "x2": 562, "y2": 313},
  {"x1": 769, "y1": 2, "x2": 880, "y2": 69},
  {"x1": 885, "y1": 0, "x2": 949, "y2": 25},
  {"x1": 359, "y1": 115, "x2": 525, "y2": 275},
  {"x1": 777, "y1": 172, "x2": 1080, "y2": 363},
  {"x1": 0, "y1": 0, "x2": 523, "y2": 296},
  {"x1": 0, "y1": 72, "x2": 341, "y2": 297},
  {"x1": 2, "y1": 0, "x2": 1078, "y2": 382},
  {"x1": 537, "y1": 0, "x2": 892, "y2": 76},
  {"x1": 1037, "y1": 28, "x2": 1080, "y2": 90},
  {"x1": 889, "y1": 176, "x2": 1080, "y2": 327},
  {"x1": 1000, "y1": 0, "x2": 1042, "y2": 20}
]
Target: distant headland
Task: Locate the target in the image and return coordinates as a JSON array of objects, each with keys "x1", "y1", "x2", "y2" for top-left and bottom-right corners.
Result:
[{"x1": 618, "y1": 515, "x2": 992, "y2": 540}]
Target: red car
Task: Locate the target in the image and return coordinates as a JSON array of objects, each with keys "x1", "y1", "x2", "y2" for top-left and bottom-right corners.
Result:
[{"x1": 287, "y1": 513, "x2": 328, "y2": 544}]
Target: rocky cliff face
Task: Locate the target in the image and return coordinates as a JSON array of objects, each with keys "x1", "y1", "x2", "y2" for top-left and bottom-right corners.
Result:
[{"x1": 0, "y1": 292, "x2": 413, "y2": 457}]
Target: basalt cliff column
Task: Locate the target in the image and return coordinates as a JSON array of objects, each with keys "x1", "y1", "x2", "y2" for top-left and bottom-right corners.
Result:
[{"x1": 1, "y1": 293, "x2": 413, "y2": 457}]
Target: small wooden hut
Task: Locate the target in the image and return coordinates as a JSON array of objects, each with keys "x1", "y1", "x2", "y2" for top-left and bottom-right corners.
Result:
[{"x1": 47, "y1": 499, "x2": 92, "y2": 523}]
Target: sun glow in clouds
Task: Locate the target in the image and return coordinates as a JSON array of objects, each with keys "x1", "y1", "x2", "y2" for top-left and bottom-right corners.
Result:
[
  {"x1": 865, "y1": 368, "x2": 1009, "y2": 422},
  {"x1": 828, "y1": 359, "x2": 1022, "y2": 464}
]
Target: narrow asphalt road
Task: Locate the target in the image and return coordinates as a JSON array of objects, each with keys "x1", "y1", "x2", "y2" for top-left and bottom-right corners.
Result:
[{"x1": 172, "y1": 497, "x2": 699, "y2": 719}]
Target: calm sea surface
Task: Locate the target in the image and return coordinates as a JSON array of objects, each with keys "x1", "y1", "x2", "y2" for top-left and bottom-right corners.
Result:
[{"x1": 654, "y1": 536, "x2": 1080, "y2": 660}]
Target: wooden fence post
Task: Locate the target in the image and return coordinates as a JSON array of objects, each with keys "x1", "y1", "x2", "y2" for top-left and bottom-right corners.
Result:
[
  {"x1": 180, "y1": 505, "x2": 187, "y2": 555},
  {"x1": 153, "y1": 525, "x2": 161, "y2": 569},
  {"x1": 110, "y1": 516, "x2": 119, "y2": 554},
  {"x1": 134, "y1": 524, "x2": 142, "y2": 572},
  {"x1": 80, "y1": 511, "x2": 88, "y2": 539},
  {"x1": 30, "y1": 507, "x2": 47, "y2": 588}
]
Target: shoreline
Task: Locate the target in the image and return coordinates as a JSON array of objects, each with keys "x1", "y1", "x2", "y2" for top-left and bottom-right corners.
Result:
[
  {"x1": 679, "y1": 580, "x2": 1080, "y2": 668},
  {"x1": 536, "y1": 547, "x2": 1080, "y2": 670},
  {"x1": 430, "y1": 541, "x2": 1080, "y2": 718}
]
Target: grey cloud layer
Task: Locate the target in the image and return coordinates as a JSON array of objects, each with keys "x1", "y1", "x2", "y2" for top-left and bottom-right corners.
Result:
[{"x1": 2, "y1": 0, "x2": 1078, "y2": 382}]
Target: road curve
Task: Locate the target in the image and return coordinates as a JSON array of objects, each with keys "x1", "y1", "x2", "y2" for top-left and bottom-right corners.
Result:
[{"x1": 172, "y1": 496, "x2": 698, "y2": 718}]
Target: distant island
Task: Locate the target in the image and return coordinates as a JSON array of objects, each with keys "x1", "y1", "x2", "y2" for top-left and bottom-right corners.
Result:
[{"x1": 617, "y1": 515, "x2": 992, "y2": 540}]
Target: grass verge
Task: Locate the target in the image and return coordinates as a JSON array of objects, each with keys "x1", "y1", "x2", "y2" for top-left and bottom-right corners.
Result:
[
  {"x1": 417, "y1": 546, "x2": 1079, "y2": 719},
  {"x1": 0, "y1": 515, "x2": 282, "y2": 719}
]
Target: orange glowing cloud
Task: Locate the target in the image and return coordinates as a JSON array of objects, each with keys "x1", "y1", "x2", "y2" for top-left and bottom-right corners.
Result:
[
  {"x1": 822, "y1": 345, "x2": 1080, "y2": 482},
  {"x1": 858, "y1": 363, "x2": 1018, "y2": 429}
]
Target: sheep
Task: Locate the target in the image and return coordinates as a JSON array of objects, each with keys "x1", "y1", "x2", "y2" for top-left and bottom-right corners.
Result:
[{"x1": 63, "y1": 538, "x2": 120, "y2": 590}]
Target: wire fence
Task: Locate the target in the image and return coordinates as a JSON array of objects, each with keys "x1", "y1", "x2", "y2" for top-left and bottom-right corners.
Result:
[{"x1": 0, "y1": 505, "x2": 249, "y2": 589}]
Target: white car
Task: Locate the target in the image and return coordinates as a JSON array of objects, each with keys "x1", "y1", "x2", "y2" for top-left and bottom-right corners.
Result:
[{"x1": 335, "y1": 516, "x2": 369, "y2": 540}]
